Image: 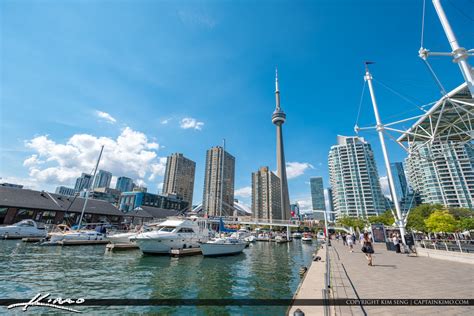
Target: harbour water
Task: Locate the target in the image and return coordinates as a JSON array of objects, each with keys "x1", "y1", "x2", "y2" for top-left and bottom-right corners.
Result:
[{"x1": 0, "y1": 239, "x2": 316, "y2": 315}]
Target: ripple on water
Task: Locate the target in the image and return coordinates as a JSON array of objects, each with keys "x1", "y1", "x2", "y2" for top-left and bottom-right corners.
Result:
[{"x1": 0, "y1": 239, "x2": 316, "y2": 315}]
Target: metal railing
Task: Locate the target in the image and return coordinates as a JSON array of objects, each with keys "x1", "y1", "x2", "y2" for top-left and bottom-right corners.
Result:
[
  {"x1": 323, "y1": 240, "x2": 331, "y2": 316},
  {"x1": 416, "y1": 239, "x2": 474, "y2": 253}
]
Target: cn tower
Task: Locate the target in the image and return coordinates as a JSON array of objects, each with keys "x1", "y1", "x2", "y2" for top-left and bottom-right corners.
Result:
[{"x1": 272, "y1": 69, "x2": 291, "y2": 220}]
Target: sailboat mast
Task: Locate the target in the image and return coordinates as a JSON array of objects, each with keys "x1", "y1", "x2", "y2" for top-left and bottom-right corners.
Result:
[
  {"x1": 219, "y1": 139, "x2": 225, "y2": 217},
  {"x1": 77, "y1": 145, "x2": 104, "y2": 229}
]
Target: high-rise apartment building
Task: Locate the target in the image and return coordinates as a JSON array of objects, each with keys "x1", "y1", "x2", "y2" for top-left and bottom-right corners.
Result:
[
  {"x1": 202, "y1": 146, "x2": 235, "y2": 216},
  {"x1": 162, "y1": 153, "x2": 196, "y2": 209},
  {"x1": 251, "y1": 166, "x2": 282, "y2": 220},
  {"x1": 116, "y1": 176, "x2": 134, "y2": 192},
  {"x1": 74, "y1": 173, "x2": 92, "y2": 192},
  {"x1": 328, "y1": 135, "x2": 386, "y2": 218},
  {"x1": 405, "y1": 141, "x2": 474, "y2": 209},
  {"x1": 326, "y1": 188, "x2": 335, "y2": 221},
  {"x1": 310, "y1": 177, "x2": 326, "y2": 220},
  {"x1": 55, "y1": 186, "x2": 76, "y2": 196},
  {"x1": 93, "y1": 170, "x2": 112, "y2": 189}
]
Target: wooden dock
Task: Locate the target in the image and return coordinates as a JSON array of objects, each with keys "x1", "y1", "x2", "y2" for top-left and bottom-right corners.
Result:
[
  {"x1": 59, "y1": 240, "x2": 110, "y2": 246},
  {"x1": 170, "y1": 248, "x2": 202, "y2": 257},
  {"x1": 105, "y1": 243, "x2": 139, "y2": 252}
]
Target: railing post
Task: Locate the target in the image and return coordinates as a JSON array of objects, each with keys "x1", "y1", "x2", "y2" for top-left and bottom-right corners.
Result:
[
  {"x1": 444, "y1": 242, "x2": 449, "y2": 251},
  {"x1": 458, "y1": 240, "x2": 463, "y2": 253}
]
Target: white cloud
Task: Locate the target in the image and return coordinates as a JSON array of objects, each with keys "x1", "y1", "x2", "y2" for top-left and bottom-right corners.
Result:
[
  {"x1": 95, "y1": 110, "x2": 117, "y2": 124},
  {"x1": 161, "y1": 118, "x2": 170, "y2": 125},
  {"x1": 0, "y1": 176, "x2": 41, "y2": 190},
  {"x1": 180, "y1": 117, "x2": 204, "y2": 131},
  {"x1": 285, "y1": 162, "x2": 314, "y2": 179},
  {"x1": 235, "y1": 186, "x2": 252, "y2": 198},
  {"x1": 379, "y1": 176, "x2": 391, "y2": 197},
  {"x1": 295, "y1": 196, "x2": 313, "y2": 211},
  {"x1": 22, "y1": 127, "x2": 166, "y2": 188}
]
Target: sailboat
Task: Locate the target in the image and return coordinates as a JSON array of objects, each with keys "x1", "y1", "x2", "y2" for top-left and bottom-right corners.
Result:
[{"x1": 43, "y1": 146, "x2": 108, "y2": 245}]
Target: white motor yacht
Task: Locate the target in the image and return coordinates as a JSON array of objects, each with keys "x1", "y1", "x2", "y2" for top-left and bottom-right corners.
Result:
[
  {"x1": 302, "y1": 232, "x2": 313, "y2": 242},
  {"x1": 200, "y1": 237, "x2": 247, "y2": 256},
  {"x1": 0, "y1": 220, "x2": 48, "y2": 239},
  {"x1": 47, "y1": 224, "x2": 106, "y2": 244},
  {"x1": 134, "y1": 218, "x2": 210, "y2": 254},
  {"x1": 292, "y1": 232, "x2": 303, "y2": 239},
  {"x1": 108, "y1": 223, "x2": 161, "y2": 244}
]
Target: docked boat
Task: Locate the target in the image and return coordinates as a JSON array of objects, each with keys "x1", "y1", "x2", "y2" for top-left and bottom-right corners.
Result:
[
  {"x1": 275, "y1": 235, "x2": 289, "y2": 243},
  {"x1": 244, "y1": 235, "x2": 256, "y2": 243},
  {"x1": 134, "y1": 218, "x2": 210, "y2": 254},
  {"x1": 108, "y1": 223, "x2": 161, "y2": 244},
  {"x1": 200, "y1": 237, "x2": 247, "y2": 256},
  {"x1": 46, "y1": 224, "x2": 106, "y2": 244},
  {"x1": 0, "y1": 220, "x2": 48, "y2": 239},
  {"x1": 316, "y1": 231, "x2": 326, "y2": 240},
  {"x1": 292, "y1": 232, "x2": 303, "y2": 239},
  {"x1": 302, "y1": 233, "x2": 313, "y2": 242}
]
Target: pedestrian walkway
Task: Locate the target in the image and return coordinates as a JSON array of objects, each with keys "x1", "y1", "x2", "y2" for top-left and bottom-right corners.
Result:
[{"x1": 329, "y1": 240, "x2": 474, "y2": 315}]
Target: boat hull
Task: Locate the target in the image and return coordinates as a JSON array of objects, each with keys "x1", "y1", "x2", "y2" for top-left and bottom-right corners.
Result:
[{"x1": 200, "y1": 243, "x2": 246, "y2": 256}]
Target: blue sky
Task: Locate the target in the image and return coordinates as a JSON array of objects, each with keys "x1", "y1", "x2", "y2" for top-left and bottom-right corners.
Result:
[{"x1": 1, "y1": 0, "x2": 472, "y2": 210}]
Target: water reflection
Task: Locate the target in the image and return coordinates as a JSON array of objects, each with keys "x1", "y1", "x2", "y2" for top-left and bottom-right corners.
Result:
[{"x1": 0, "y1": 239, "x2": 314, "y2": 315}]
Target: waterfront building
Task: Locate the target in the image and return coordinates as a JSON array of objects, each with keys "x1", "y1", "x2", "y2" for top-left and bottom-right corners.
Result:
[
  {"x1": 93, "y1": 170, "x2": 112, "y2": 189},
  {"x1": 115, "y1": 176, "x2": 134, "y2": 192},
  {"x1": 328, "y1": 135, "x2": 386, "y2": 218},
  {"x1": 0, "y1": 182, "x2": 24, "y2": 189},
  {"x1": 55, "y1": 186, "x2": 76, "y2": 197},
  {"x1": 405, "y1": 141, "x2": 474, "y2": 209},
  {"x1": 79, "y1": 187, "x2": 122, "y2": 204},
  {"x1": 74, "y1": 173, "x2": 92, "y2": 192},
  {"x1": 202, "y1": 146, "x2": 235, "y2": 217},
  {"x1": 119, "y1": 191, "x2": 187, "y2": 213},
  {"x1": 310, "y1": 177, "x2": 326, "y2": 221},
  {"x1": 272, "y1": 70, "x2": 291, "y2": 220},
  {"x1": 162, "y1": 153, "x2": 196, "y2": 210},
  {"x1": 326, "y1": 188, "x2": 335, "y2": 221},
  {"x1": 0, "y1": 186, "x2": 127, "y2": 225},
  {"x1": 251, "y1": 166, "x2": 282, "y2": 220}
]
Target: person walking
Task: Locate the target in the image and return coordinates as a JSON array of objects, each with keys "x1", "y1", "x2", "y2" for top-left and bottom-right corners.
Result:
[
  {"x1": 362, "y1": 232, "x2": 375, "y2": 266},
  {"x1": 347, "y1": 233, "x2": 354, "y2": 252},
  {"x1": 342, "y1": 233, "x2": 347, "y2": 246},
  {"x1": 393, "y1": 233, "x2": 401, "y2": 253}
]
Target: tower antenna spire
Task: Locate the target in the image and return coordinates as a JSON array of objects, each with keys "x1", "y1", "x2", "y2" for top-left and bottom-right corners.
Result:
[{"x1": 275, "y1": 67, "x2": 281, "y2": 111}]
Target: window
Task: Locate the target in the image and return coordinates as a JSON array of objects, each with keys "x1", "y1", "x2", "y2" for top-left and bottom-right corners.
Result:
[
  {"x1": 0, "y1": 208, "x2": 8, "y2": 224},
  {"x1": 15, "y1": 209, "x2": 35, "y2": 222},
  {"x1": 178, "y1": 228, "x2": 194, "y2": 233},
  {"x1": 159, "y1": 226, "x2": 176, "y2": 232}
]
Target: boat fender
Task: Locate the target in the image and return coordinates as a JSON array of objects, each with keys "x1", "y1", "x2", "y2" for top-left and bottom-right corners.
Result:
[
  {"x1": 299, "y1": 266, "x2": 308, "y2": 276},
  {"x1": 313, "y1": 255, "x2": 322, "y2": 262}
]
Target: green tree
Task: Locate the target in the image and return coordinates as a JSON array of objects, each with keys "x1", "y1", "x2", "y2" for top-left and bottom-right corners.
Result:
[
  {"x1": 368, "y1": 210, "x2": 395, "y2": 226},
  {"x1": 459, "y1": 217, "x2": 474, "y2": 231},
  {"x1": 406, "y1": 204, "x2": 443, "y2": 232},
  {"x1": 337, "y1": 216, "x2": 367, "y2": 231},
  {"x1": 424, "y1": 210, "x2": 459, "y2": 233},
  {"x1": 447, "y1": 207, "x2": 474, "y2": 220}
]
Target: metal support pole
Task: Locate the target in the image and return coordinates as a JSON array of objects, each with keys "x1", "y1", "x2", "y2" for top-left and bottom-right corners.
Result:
[
  {"x1": 432, "y1": 0, "x2": 474, "y2": 97},
  {"x1": 364, "y1": 66, "x2": 407, "y2": 245},
  {"x1": 77, "y1": 145, "x2": 104, "y2": 229}
]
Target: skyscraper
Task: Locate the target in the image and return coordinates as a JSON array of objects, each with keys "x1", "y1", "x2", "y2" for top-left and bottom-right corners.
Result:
[
  {"x1": 272, "y1": 70, "x2": 291, "y2": 220},
  {"x1": 251, "y1": 166, "x2": 282, "y2": 220},
  {"x1": 116, "y1": 176, "x2": 134, "y2": 192},
  {"x1": 93, "y1": 170, "x2": 112, "y2": 189},
  {"x1": 326, "y1": 188, "x2": 335, "y2": 221},
  {"x1": 202, "y1": 146, "x2": 235, "y2": 216},
  {"x1": 390, "y1": 162, "x2": 408, "y2": 204},
  {"x1": 328, "y1": 135, "x2": 386, "y2": 218},
  {"x1": 405, "y1": 141, "x2": 474, "y2": 209},
  {"x1": 162, "y1": 153, "x2": 196, "y2": 209},
  {"x1": 310, "y1": 177, "x2": 326, "y2": 220},
  {"x1": 74, "y1": 173, "x2": 92, "y2": 192}
]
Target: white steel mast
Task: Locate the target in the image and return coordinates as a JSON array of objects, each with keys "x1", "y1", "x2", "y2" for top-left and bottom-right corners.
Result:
[
  {"x1": 420, "y1": 0, "x2": 474, "y2": 97},
  {"x1": 364, "y1": 63, "x2": 407, "y2": 245},
  {"x1": 77, "y1": 145, "x2": 104, "y2": 229}
]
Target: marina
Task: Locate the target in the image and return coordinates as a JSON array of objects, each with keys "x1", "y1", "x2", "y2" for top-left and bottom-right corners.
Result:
[{"x1": 0, "y1": 237, "x2": 316, "y2": 315}]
